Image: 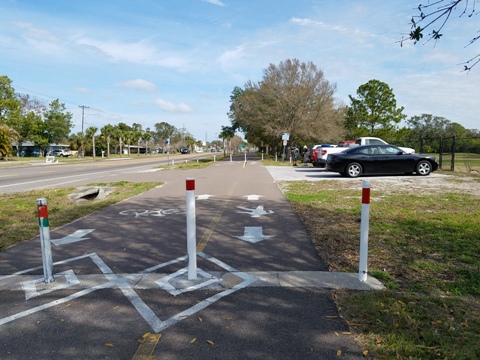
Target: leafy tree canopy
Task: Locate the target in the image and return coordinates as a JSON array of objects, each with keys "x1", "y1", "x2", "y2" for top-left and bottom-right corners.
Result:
[
  {"x1": 229, "y1": 59, "x2": 343, "y2": 149},
  {"x1": 345, "y1": 79, "x2": 406, "y2": 139}
]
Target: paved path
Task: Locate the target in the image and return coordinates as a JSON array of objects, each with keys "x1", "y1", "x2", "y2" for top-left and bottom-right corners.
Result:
[{"x1": 0, "y1": 155, "x2": 382, "y2": 359}]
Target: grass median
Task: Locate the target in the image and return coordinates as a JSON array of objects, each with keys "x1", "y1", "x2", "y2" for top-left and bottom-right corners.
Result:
[
  {"x1": 0, "y1": 181, "x2": 161, "y2": 251},
  {"x1": 281, "y1": 178, "x2": 480, "y2": 359}
]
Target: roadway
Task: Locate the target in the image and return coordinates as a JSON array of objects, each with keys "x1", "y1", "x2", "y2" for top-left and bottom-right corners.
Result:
[{"x1": 0, "y1": 153, "x2": 216, "y2": 194}]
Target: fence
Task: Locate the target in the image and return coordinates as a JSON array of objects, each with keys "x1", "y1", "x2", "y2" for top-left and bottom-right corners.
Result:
[{"x1": 397, "y1": 136, "x2": 480, "y2": 174}]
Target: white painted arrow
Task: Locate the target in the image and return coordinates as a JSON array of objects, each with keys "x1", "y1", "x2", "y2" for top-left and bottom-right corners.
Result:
[
  {"x1": 51, "y1": 229, "x2": 95, "y2": 246},
  {"x1": 197, "y1": 194, "x2": 213, "y2": 200},
  {"x1": 236, "y1": 205, "x2": 274, "y2": 218},
  {"x1": 235, "y1": 227, "x2": 272, "y2": 243},
  {"x1": 245, "y1": 194, "x2": 262, "y2": 201}
]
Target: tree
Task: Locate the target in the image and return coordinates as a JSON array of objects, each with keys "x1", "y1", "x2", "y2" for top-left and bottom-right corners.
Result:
[
  {"x1": 406, "y1": 114, "x2": 451, "y2": 139},
  {"x1": 43, "y1": 99, "x2": 73, "y2": 144},
  {"x1": 69, "y1": 132, "x2": 85, "y2": 157},
  {"x1": 219, "y1": 125, "x2": 235, "y2": 155},
  {"x1": 0, "y1": 76, "x2": 21, "y2": 125},
  {"x1": 229, "y1": 59, "x2": 343, "y2": 151},
  {"x1": 100, "y1": 124, "x2": 115, "y2": 158},
  {"x1": 402, "y1": 1, "x2": 480, "y2": 71},
  {"x1": 154, "y1": 121, "x2": 176, "y2": 149},
  {"x1": 345, "y1": 79, "x2": 406, "y2": 139},
  {"x1": 85, "y1": 126, "x2": 98, "y2": 158},
  {"x1": 184, "y1": 135, "x2": 195, "y2": 152},
  {"x1": 0, "y1": 125, "x2": 18, "y2": 158},
  {"x1": 132, "y1": 123, "x2": 143, "y2": 156},
  {"x1": 10, "y1": 94, "x2": 45, "y2": 158},
  {"x1": 143, "y1": 127, "x2": 154, "y2": 155}
]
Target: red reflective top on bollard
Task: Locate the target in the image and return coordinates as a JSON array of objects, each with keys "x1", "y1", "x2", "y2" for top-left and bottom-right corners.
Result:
[
  {"x1": 361, "y1": 181, "x2": 370, "y2": 204},
  {"x1": 186, "y1": 178, "x2": 195, "y2": 191},
  {"x1": 36, "y1": 198, "x2": 49, "y2": 219}
]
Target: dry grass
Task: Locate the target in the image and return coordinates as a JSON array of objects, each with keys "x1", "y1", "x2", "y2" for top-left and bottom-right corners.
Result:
[{"x1": 281, "y1": 178, "x2": 480, "y2": 359}]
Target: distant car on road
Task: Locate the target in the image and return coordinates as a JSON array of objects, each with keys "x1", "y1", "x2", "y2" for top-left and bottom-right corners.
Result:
[
  {"x1": 326, "y1": 144, "x2": 438, "y2": 178},
  {"x1": 181, "y1": 148, "x2": 190, "y2": 154}
]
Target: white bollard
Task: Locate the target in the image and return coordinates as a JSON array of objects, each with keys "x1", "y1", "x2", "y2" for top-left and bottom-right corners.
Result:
[
  {"x1": 36, "y1": 198, "x2": 55, "y2": 283},
  {"x1": 230, "y1": 154, "x2": 232, "y2": 162},
  {"x1": 359, "y1": 180, "x2": 371, "y2": 282},
  {"x1": 186, "y1": 178, "x2": 197, "y2": 280},
  {"x1": 214, "y1": 154, "x2": 216, "y2": 162}
]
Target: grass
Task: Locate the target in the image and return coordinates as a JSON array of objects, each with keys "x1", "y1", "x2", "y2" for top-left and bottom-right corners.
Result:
[
  {"x1": 281, "y1": 179, "x2": 480, "y2": 359},
  {"x1": 0, "y1": 181, "x2": 161, "y2": 251}
]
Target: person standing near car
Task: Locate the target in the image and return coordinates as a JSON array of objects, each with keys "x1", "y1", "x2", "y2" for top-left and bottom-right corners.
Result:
[
  {"x1": 292, "y1": 145, "x2": 299, "y2": 166},
  {"x1": 302, "y1": 145, "x2": 309, "y2": 166}
]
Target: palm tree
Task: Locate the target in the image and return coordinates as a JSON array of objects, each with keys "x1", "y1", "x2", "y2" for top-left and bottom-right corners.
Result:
[
  {"x1": 69, "y1": 132, "x2": 85, "y2": 158},
  {"x1": 85, "y1": 126, "x2": 98, "y2": 158},
  {"x1": 100, "y1": 124, "x2": 114, "y2": 158},
  {"x1": 0, "y1": 125, "x2": 18, "y2": 159},
  {"x1": 184, "y1": 136, "x2": 196, "y2": 152}
]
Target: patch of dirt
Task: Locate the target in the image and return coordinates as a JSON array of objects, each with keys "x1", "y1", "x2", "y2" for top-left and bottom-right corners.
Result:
[{"x1": 358, "y1": 174, "x2": 480, "y2": 197}]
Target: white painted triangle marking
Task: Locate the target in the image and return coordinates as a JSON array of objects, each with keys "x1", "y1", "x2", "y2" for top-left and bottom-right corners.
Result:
[
  {"x1": 51, "y1": 229, "x2": 95, "y2": 246},
  {"x1": 235, "y1": 226, "x2": 272, "y2": 243}
]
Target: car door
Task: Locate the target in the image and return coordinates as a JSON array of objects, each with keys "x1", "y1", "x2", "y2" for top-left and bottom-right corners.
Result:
[
  {"x1": 356, "y1": 146, "x2": 383, "y2": 173},
  {"x1": 379, "y1": 145, "x2": 415, "y2": 173}
]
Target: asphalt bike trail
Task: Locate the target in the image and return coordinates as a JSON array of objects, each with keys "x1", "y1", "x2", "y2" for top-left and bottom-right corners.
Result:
[{"x1": 0, "y1": 154, "x2": 382, "y2": 359}]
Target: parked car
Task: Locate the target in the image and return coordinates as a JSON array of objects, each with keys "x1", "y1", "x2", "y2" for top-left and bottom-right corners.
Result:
[
  {"x1": 326, "y1": 144, "x2": 438, "y2": 178},
  {"x1": 353, "y1": 137, "x2": 415, "y2": 154},
  {"x1": 181, "y1": 148, "x2": 190, "y2": 154},
  {"x1": 309, "y1": 144, "x2": 347, "y2": 167},
  {"x1": 51, "y1": 149, "x2": 71, "y2": 157}
]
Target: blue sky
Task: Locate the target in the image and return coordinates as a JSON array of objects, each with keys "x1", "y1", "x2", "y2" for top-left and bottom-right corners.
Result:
[{"x1": 1, "y1": 0, "x2": 479, "y2": 142}]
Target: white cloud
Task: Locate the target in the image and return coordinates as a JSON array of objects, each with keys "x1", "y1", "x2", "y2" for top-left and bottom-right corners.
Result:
[
  {"x1": 289, "y1": 17, "x2": 346, "y2": 32},
  {"x1": 154, "y1": 99, "x2": 193, "y2": 113},
  {"x1": 16, "y1": 22, "x2": 59, "y2": 42},
  {"x1": 76, "y1": 37, "x2": 190, "y2": 69},
  {"x1": 117, "y1": 79, "x2": 157, "y2": 92},
  {"x1": 203, "y1": 0, "x2": 225, "y2": 6},
  {"x1": 74, "y1": 87, "x2": 90, "y2": 94}
]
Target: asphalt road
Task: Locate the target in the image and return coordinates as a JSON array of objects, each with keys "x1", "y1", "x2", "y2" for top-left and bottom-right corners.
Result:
[
  {"x1": 0, "y1": 153, "x2": 215, "y2": 194},
  {"x1": 0, "y1": 154, "x2": 381, "y2": 360}
]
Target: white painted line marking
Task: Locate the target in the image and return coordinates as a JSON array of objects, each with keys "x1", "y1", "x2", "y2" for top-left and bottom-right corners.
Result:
[
  {"x1": 245, "y1": 194, "x2": 262, "y2": 201},
  {"x1": 22, "y1": 270, "x2": 80, "y2": 300},
  {"x1": 0, "y1": 252, "x2": 256, "y2": 333}
]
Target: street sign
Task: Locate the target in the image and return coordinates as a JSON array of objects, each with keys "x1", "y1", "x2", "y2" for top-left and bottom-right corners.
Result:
[{"x1": 282, "y1": 133, "x2": 290, "y2": 141}]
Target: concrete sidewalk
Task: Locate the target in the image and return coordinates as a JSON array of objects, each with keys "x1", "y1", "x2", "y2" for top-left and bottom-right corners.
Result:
[{"x1": 0, "y1": 154, "x2": 382, "y2": 360}]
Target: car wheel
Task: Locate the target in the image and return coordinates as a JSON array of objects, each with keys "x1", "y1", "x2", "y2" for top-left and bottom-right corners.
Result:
[
  {"x1": 345, "y1": 162, "x2": 362, "y2": 178},
  {"x1": 415, "y1": 160, "x2": 432, "y2": 176}
]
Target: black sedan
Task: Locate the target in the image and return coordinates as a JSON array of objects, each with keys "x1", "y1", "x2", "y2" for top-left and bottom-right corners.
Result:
[{"x1": 326, "y1": 145, "x2": 438, "y2": 178}]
